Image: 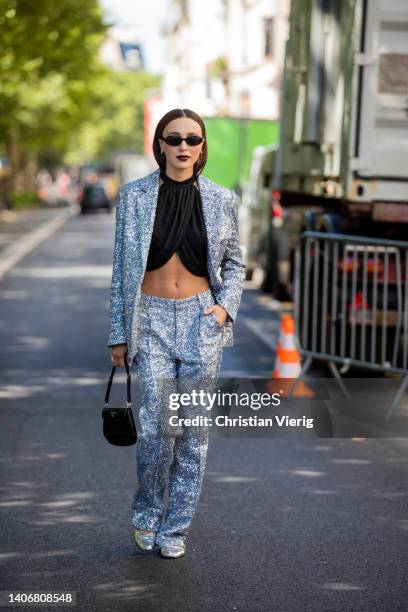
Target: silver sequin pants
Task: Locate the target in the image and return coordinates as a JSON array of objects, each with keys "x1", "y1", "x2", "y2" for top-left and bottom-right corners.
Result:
[{"x1": 132, "y1": 288, "x2": 223, "y2": 547}]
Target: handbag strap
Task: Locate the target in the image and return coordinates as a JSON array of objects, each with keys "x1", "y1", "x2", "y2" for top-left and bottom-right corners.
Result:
[{"x1": 104, "y1": 359, "x2": 132, "y2": 407}]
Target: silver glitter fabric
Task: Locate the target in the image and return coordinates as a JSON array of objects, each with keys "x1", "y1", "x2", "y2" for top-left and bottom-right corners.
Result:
[
  {"x1": 132, "y1": 288, "x2": 223, "y2": 548},
  {"x1": 107, "y1": 168, "x2": 246, "y2": 364}
]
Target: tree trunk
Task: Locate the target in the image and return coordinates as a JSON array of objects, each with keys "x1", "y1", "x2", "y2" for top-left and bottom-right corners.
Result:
[
  {"x1": 24, "y1": 149, "x2": 39, "y2": 192},
  {"x1": 8, "y1": 124, "x2": 23, "y2": 192}
]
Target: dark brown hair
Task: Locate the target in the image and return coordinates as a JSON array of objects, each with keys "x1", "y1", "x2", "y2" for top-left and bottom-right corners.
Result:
[{"x1": 152, "y1": 108, "x2": 208, "y2": 176}]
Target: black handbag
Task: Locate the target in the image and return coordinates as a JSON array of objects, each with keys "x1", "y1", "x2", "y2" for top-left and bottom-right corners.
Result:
[{"x1": 102, "y1": 360, "x2": 137, "y2": 446}]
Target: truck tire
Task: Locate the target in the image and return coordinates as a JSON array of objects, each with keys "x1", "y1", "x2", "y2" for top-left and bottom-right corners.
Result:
[
  {"x1": 315, "y1": 213, "x2": 343, "y2": 234},
  {"x1": 261, "y1": 224, "x2": 291, "y2": 300}
]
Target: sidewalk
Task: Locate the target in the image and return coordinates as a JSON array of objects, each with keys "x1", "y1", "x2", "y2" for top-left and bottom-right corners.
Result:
[{"x1": 0, "y1": 206, "x2": 74, "y2": 280}]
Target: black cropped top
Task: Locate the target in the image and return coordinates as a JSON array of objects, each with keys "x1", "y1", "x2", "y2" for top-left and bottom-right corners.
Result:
[{"x1": 145, "y1": 170, "x2": 208, "y2": 277}]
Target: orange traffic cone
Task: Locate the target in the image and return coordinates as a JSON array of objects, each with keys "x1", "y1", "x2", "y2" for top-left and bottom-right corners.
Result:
[
  {"x1": 273, "y1": 314, "x2": 301, "y2": 378},
  {"x1": 266, "y1": 314, "x2": 315, "y2": 398}
]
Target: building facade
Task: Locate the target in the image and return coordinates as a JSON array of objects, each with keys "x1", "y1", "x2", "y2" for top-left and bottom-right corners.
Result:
[{"x1": 161, "y1": 0, "x2": 291, "y2": 119}]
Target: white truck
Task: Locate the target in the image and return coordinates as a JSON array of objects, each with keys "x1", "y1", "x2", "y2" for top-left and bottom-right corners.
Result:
[{"x1": 244, "y1": 0, "x2": 408, "y2": 297}]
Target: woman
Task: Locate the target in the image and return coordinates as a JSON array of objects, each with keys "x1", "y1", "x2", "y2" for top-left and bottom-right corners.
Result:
[{"x1": 108, "y1": 108, "x2": 246, "y2": 559}]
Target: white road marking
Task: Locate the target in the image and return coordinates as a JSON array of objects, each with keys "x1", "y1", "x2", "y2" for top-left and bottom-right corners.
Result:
[{"x1": 0, "y1": 209, "x2": 73, "y2": 281}]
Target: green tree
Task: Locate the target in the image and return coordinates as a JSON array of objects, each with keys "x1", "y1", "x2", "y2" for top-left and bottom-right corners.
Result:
[
  {"x1": 0, "y1": 0, "x2": 109, "y2": 189},
  {"x1": 64, "y1": 70, "x2": 161, "y2": 166}
]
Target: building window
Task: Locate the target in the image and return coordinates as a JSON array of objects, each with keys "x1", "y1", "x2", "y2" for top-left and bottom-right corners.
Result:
[
  {"x1": 205, "y1": 64, "x2": 212, "y2": 99},
  {"x1": 264, "y1": 17, "x2": 274, "y2": 57}
]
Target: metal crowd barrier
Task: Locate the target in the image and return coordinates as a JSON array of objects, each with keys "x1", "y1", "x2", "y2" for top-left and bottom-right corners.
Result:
[{"x1": 294, "y1": 231, "x2": 408, "y2": 421}]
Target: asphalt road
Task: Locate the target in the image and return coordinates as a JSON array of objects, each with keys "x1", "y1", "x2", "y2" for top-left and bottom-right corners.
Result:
[{"x1": 0, "y1": 209, "x2": 408, "y2": 611}]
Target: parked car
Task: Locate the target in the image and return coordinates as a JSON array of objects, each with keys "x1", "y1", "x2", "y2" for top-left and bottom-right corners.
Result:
[{"x1": 79, "y1": 182, "x2": 111, "y2": 214}]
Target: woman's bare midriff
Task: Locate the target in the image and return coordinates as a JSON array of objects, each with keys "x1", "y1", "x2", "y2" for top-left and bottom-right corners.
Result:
[
  {"x1": 140, "y1": 178, "x2": 210, "y2": 299},
  {"x1": 141, "y1": 253, "x2": 210, "y2": 298}
]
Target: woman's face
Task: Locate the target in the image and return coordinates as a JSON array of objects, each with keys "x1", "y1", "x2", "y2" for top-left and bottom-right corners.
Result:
[{"x1": 159, "y1": 117, "x2": 204, "y2": 176}]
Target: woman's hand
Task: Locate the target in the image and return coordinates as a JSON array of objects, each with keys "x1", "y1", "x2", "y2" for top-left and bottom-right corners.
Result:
[
  {"x1": 111, "y1": 343, "x2": 131, "y2": 368},
  {"x1": 204, "y1": 304, "x2": 228, "y2": 327}
]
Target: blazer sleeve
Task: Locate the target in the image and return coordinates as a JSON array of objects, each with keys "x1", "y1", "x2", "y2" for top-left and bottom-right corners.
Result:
[
  {"x1": 107, "y1": 187, "x2": 127, "y2": 347},
  {"x1": 214, "y1": 190, "x2": 246, "y2": 323}
]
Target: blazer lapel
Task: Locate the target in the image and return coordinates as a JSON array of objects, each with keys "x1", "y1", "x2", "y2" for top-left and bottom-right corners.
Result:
[
  {"x1": 197, "y1": 173, "x2": 220, "y2": 285},
  {"x1": 134, "y1": 169, "x2": 161, "y2": 274}
]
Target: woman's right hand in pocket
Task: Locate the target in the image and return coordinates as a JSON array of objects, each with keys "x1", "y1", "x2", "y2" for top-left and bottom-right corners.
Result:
[{"x1": 111, "y1": 343, "x2": 130, "y2": 368}]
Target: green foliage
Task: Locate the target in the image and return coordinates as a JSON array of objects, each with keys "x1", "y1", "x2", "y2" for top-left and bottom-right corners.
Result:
[
  {"x1": 209, "y1": 56, "x2": 228, "y2": 78},
  {"x1": 0, "y1": 0, "x2": 160, "y2": 172},
  {"x1": 9, "y1": 190, "x2": 42, "y2": 209},
  {"x1": 0, "y1": 0, "x2": 108, "y2": 135},
  {"x1": 64, "y1": 70, "x2": 161, "y2": 165}
]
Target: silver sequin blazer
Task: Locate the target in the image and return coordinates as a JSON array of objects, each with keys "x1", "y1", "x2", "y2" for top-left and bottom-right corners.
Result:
[{"x1": 108, "y1": 168, "x2": 246, "y2": 364}]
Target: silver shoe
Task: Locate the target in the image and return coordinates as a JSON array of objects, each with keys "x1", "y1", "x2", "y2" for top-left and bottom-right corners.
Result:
[
  {"x1": 160, "y1": 543, "x2": 186, "y2": 559},
  {"x1": 134, "y1": 529, "x2": 155, "y2": 551}
]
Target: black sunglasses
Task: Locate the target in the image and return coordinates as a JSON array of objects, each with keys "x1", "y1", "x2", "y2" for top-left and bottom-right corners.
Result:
[{"x1": 160, "y1": 135, "x2": 205, "y2": 147}]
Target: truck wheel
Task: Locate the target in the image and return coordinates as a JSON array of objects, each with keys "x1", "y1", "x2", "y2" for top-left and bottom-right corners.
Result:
[
  {"x1": 262, "y1": 226, "x2": 290, "y2": 300},
  {"x1": 315, "y1": 213, "x2": 343, "y2": 234},
  {"x1": 245, "y1": 267, "x2": 254, "y2": 281},
  {"x1": 260, "y1": 232, "x2": 276, "y2": 293},
  {"x1": 300, "y1": 211, "x2": 317, "y2": 233}
]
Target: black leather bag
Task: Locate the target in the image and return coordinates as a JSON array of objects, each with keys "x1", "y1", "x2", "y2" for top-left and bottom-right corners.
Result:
[{"x1": 102, "y1": 360, "x2": 137, "y2": 446}]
